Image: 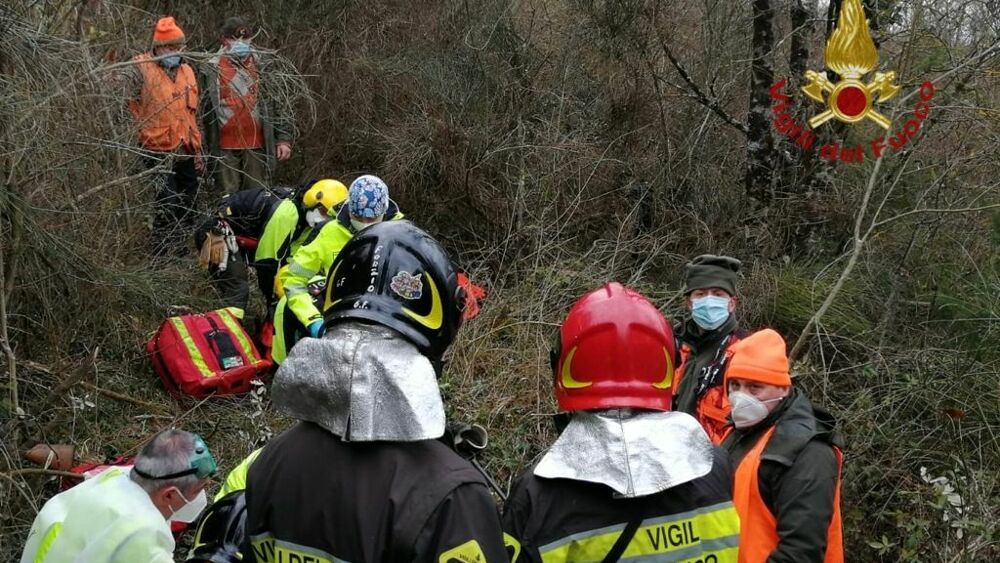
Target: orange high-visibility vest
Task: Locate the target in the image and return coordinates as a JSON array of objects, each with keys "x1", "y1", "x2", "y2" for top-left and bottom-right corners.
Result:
[
  {"x1": 732, "y1": 426, "x2": 844, "y2": 563},
  {"x1": 674, "y1": 337, "x2": 740, "y2": 444},
  {"x1": 128, "y1": 53, "x2": 202, "y2": 153}
]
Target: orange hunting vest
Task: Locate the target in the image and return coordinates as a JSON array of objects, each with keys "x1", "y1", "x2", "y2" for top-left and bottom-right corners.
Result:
[
  {"x1": 674, "y1": 337, "x2": 739, "y2": 444},
  {"x1": 732, "y1": 426, "x2": 845, "y2": 563},
  {"x1": 128, "y1": 53, "x2": 202, "y2": 153}
]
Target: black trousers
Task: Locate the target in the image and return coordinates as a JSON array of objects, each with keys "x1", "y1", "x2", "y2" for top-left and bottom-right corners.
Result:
[
  {"x1": 145, "y1": 153, "x2": 198, "y2": 255},
  {"x1": 211, "y1": 250, "x2": 251, "y2": 313}
]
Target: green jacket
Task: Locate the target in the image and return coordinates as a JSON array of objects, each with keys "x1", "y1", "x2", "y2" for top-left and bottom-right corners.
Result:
[
  {"x1": 198, "y1": 50, "x2": 293, "y2": 174},
  {"x1": 281, "y1": 202, "x2": 403, "y2": 327}
]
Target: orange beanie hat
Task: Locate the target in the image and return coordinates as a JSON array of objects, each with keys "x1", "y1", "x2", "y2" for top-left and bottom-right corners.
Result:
[
  {"x1": 725, "y1": 329, "x2": 791, "y2": 386},
  {"x1": 152, "y1": 17, "x2": 186, "y2": 47}
]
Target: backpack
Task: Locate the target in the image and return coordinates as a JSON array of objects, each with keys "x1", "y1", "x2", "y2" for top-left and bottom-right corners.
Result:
[{"x1": 146, "y1": 308, "x2": 273, "y2": 398}]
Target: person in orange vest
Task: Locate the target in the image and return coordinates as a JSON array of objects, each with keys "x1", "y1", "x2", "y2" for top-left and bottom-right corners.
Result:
[
  {"x1": 199, "y1": 17, "x2": 295, "y2": 194},
  {"x1": 722, "y1": 329, "x2": 844, "y2": 563},
  {"x1": 125, "y1": 16, "x2": 204, "y2": 256},
  {"x1": 672, "y1": 254, "x2": 746, "y2": 443}
]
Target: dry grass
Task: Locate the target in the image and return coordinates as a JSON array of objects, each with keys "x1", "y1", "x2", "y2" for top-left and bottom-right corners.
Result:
[{"x1": 2, "y1": 1, "x2": 999, "y2": 562}]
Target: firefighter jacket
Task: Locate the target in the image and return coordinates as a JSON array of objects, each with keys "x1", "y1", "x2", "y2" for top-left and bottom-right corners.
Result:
[
  {"x1": 281, "y1": 201, "x2": 403, "y2": 327},
  {"x1": 673, "y1": 316, "x2": 744, "y2": 444},
  {"x1": 242, "y1": 421, "x2": 508, "y2": 563},
  {"x1": 128, "y1": 53, "x2": 202, "y2": 154},
  {"x1": 503, "y1": 446, "x2": 740, "y2": 563},
  {"x1": 722, "y1": 388, "x2": 844, "y2": 563},
  {"x1": 21, "y1": 467, "x2": 174, "y2": 563}
]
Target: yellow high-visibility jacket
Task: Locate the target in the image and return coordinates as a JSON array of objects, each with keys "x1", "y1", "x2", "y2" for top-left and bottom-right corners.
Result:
[
  {"x1": 21, "y1": 467, "x2": 174, "y2": 563},
  {"x1": 281, "y1": 202, "x2": 403, "y2": 328}
]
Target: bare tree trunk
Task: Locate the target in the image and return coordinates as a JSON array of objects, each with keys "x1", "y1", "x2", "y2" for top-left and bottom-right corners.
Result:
[{"x1": 746, "y1": 0, "x2": 776, "y2": 204}]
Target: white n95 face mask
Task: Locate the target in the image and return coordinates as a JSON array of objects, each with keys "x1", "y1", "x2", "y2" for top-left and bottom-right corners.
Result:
[
  {"x1": 729, "y1": 391, "x2": 782, "y2": 429},
  {"x1": 169, "y1": 488, "x2": 208, "y2": 523},
  {"x1": 305, "y1": 208, "x2": 326, "y2": 227}
]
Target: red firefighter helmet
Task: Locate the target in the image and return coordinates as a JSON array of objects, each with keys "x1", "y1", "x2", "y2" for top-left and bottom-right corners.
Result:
[{"x1": 552, "y1": 283, "x2": 676, "y2": 411}]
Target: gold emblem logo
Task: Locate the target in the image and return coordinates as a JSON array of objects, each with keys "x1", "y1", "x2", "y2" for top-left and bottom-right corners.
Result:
[{"x1": 802, "y1": 0, "x2": 900, "y2": 129}]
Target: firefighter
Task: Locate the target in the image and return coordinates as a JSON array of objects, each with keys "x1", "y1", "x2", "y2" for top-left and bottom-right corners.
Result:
[
  {"x1": 721, "y1": 329, "x2": 844, "y2": 563},
  {"x1": 270, "y1": 174, "x2": 403, "y2": 363},
  {"x1": 241, "y1": 220, "x2": 508, "y2": 562},
  {"x1": 195, "y1": 179, "x2": 347, "y2": 318},
  {"x1": 503, "y1": 283, "x2": 741, "y2": 563},
  {"x1": 672, "y1": 254, "x2": 747, "y2": 443}
]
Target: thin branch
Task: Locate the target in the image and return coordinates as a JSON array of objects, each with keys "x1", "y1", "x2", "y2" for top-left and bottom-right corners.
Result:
[
  {"x1": 789, "y1": 145, "x2": 889, "y2": 362},
  {"x1": 78, "y1": 381, "x2": 172, "y2": 415},
  {"x1": 67, "y1": 164, "x2": 168, "y2": 207},
  {"x1": 655, "y1": 33, "x2": 749, "y2": 136},
  {"x1": 870, "y1": 204, "x2": 1000, "y2": 232}
]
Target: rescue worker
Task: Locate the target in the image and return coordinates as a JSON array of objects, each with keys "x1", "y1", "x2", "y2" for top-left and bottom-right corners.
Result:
[
  {"x1": 199, "y1": 17, "x2": 294, "y2": 194},
  {"x1": 195, "y1": 179, "x2": 347, "y2": 317},
  {"x1": 124, "y1": 17, "x2": 204, "y2": 256},
  {"x1": 186, "y1": 449, "x2": 261, "y2": 563},
  {"x1": 722, "y1": 329, "x2": 844, "y2": 563},
  {"x1": 271, "y1": 174, "x2": 403, "y2": 363},
  {"x1": 21, "y1": 429, "x2": 216, "y2": 563},
  {"x1": 672, "y1": 254, "x2": 746, "y2": 443},
  {"x1": 503, "y1": 282, "x2": 740, "y2": 563},
  {"x1": 242, "y1": 220, "x2": 508, "y2": 562}
]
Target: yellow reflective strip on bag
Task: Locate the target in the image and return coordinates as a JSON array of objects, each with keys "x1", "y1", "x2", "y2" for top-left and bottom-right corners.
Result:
[
  {"x1": 34, "y1": 522, "x2": 63, "y2": 563},
  {"x1": 541, "y1": 502, "x2": 740, "y2": 563},
  {"x1": 215, "y1": 309, "x2": 262, "y2": 365},
  {"x1": 169, "y1": 318, "x2": 214, "y2": 377}
]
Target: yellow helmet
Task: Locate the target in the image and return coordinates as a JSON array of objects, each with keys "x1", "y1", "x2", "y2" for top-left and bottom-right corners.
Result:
[{"x1": 302, "y1": 179, "x2": 348, "y2": 215}]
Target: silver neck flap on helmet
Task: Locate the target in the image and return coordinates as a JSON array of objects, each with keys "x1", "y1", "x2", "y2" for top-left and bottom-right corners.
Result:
[
  {"x1": 534, "y1": 409, "x2": 714, "y2": 498},
  {"x1": 272, "y1": 322, "x2": 445, "y2": 442}
]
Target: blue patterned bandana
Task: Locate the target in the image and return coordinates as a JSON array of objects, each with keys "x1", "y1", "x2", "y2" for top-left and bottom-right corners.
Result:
[{"x1": 348, "y1": 175, "x2": 389, "y2": 219}]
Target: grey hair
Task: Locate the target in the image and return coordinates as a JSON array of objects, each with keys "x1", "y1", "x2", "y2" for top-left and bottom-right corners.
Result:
[{"x1": 130, "y1": 429, "x2": 200, "y2": 494}]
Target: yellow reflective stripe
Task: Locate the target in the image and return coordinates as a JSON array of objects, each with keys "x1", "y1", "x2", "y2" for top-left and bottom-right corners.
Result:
[
  {"x1": 288, "y1": 260, "x2": 313, "y2": 278},
  {"x1": 249, "y1": 533, "x2": 348, "y2": 563},
  {"x1": 540, "y1": 502, "x2": 740, "y2": 563},
  {"x1": 216, "y1": 309, "x2": 264, "y2": 366},
  {"x1": 34, "y1": 522, "x2": 62, "y2": 563},
  {"x1": 222, "y1": 306, "x2": 245, "y2": 320},
  {"x1": 170, "y1": 318, "x2": 214, "y2": 377}
]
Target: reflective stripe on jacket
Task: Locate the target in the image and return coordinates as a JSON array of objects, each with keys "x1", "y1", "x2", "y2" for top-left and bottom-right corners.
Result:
[
  {"x1": 281, "y1": 205, "x2": 403, "y2": 327},
  {"x1": 503, "y1": 447, "x2": 740, "y2": 563},
  {"x1": 731, "y1": 427, "x2": 844, "y2": 563},
  {"x1": 128, "y1": 53, "x2": 201, "y2": 153},
  {"x1": 20, "y1": 467, "x2": 174, "y2": 563}
]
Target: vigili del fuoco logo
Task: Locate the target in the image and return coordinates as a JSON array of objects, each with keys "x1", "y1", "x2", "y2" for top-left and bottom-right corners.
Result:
[{"x1": 768, "y1": 0, "x2": 936, "y2": 164}]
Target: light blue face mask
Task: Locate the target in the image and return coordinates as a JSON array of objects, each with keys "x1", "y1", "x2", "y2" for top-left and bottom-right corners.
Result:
[
  {"x1": 691, "y1": 295, "x2": 731, "y2": 330},
  {"x1": 228, "y1": 40, "x2": 252, "y2": 59},
  {"x1": 160, "y1": 54, "x2": 181, "y2": 69}
]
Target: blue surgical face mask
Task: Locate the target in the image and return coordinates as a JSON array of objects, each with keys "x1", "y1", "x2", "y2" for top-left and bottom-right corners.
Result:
[
  {"x1": 691, "y1": 295, "x2": 731, "y2": 330},
  {"x1": 160, "y1": 54, "x2": 181, "y2": 69},
  {"x1": 228, "y1": 40, "x2": 251, "y2": 59}
]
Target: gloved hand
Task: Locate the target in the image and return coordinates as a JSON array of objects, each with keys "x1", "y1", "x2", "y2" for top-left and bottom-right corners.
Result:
[{"x1": 307, "y1": 320, "x2": 325, "y2": 338}]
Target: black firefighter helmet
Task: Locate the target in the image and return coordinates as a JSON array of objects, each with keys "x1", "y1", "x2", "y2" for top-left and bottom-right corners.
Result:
[
  {"x1": 321, "y1": 220, "x2": 465, "y2": 361},
  {"x1": 187, "y1": 490, "x2": 247, "y2": 563}
]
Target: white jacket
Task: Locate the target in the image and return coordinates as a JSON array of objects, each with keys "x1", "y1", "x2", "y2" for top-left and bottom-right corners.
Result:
[{"x1": 21, "y1": 467, "x2": 174, "y2": 563}]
